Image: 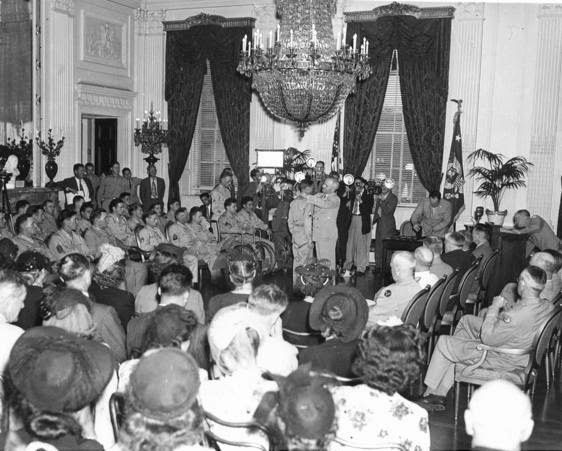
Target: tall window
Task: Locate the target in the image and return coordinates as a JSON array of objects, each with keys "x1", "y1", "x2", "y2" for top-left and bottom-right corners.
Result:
[
  {"x1": 362, "y1": 50, "x2": 426, "y2": 205},
  {"x1": 182, "y1": 60, "x2": 232, "y2": 195}
]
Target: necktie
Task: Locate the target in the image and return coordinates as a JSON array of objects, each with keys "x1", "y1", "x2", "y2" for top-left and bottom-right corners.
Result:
[
  {"x1": 151, "y1": 178, "x2": 157, "y2": 198},
  {"x1": 78, "y1": 179, "x2": 83, "y2": 191}
]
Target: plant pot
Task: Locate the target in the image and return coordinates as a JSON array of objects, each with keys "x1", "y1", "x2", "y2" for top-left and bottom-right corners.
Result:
[
  {"x1": 17, "y1": 158, "x2": 30, "y2": 181},
  {"x1": 486, "y1": 209, "x2": 507, "y2": 226},
  {"x1": 45, "y1": 159, "x2": 58, "y2": 188}
]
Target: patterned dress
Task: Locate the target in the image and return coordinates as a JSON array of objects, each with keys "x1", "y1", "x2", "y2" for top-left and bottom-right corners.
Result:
[{"x1": 328, "y1": 384, "x2": 430, "y2": 451}]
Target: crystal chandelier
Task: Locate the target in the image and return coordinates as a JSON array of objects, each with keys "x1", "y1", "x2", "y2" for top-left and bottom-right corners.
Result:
[
  {"x1": 237, "y1": 0, "x2": 371, "y2": 136},
  {"x1": 134, "y1": 102, "x2": 168, "y2": 167}
]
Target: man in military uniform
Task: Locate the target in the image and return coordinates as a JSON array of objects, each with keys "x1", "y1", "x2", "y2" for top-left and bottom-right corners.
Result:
[
  {"x1": 48, "y1": 210, "x2": 92, "y2": 260},
  {"x1": 41, "y1": 199, "x2": 58, "y2": 238},
  {"x1": 509, "y1": 209, "x2": 562, "y2": 256},
  {"x1": 85, "y1": 163, "x2": 101, "y2": 203},
  {"x1": 106, "y1": 198, "x2": 136, "y2": 248},
  {"x1": 410, "y1": 190, "x2": 452, "y2": 238},
  {"x1": 122, "y1": 167, "x2": 141, "y2": 205},
  {"x1": 420, "y1": 266, "x2": 554, "y2": 408},
  {"x1": 98, "y1": 162, "x2": 127, "y2": 211},
  {"x1": 366, "y1": 251, "x2": 422, "y2": 327},
  {"x1": 85, "y1": 209, "x2": 116, "y2": 257},
  {"x1": 303, "y1": 176, "x2": 340, "y2": 269},
  {"x1": 138, "y1": 210, "x2": 199, "y2": 284},
  {"x1": 288, "y1": 179, "x2": 314, "y2": 283},
  {"x1": 12, "y1": 214, "x2": 55, "y2": 260},
  {"x1": 218, "y1": 198, "x2": 247, "y2": 249},
  {"x1": 237, "y1": 196, "x2": 271, "y2": 235}
]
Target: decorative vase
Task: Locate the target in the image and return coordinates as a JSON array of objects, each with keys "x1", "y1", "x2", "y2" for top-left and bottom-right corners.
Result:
[
  {"x1": 17, "y1": 158, "x2": 31, "y2": 181},
  {"x1": 486, "y1": 209, "x2": 507, "y2": 226},
  {"x1": 45, "y1": 159, "x2": 58, "y2": 188}
]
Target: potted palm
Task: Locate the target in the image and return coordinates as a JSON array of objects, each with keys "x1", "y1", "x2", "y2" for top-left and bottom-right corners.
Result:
[{"x1": 467, "y1": 149, "x2": 533, "y2": 226}]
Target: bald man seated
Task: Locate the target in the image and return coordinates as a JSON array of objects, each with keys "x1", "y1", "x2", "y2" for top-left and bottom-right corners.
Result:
[
  {"x1": 367, "y1": 251, "x2": 423, "y2": 326},
  {"x1": 501, "y1": 251, "x2": 562, "y2": 303},
  {"x1": 465, "y1": 380, "x2": 534, "y2": 451},
  {"x1": 414, "y1": 246, "x2": 440, "y2": 288}
]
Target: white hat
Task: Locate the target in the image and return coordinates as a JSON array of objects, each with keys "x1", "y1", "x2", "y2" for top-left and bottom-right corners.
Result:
[
  {"x1": 295, "y1": 172, "x2": 306, "y2": 183},
  {"x1": 97, "y1": 244, "x2": 125, "y2": 274},
  {"x1": 384, "y1": 178, "x2": 395, "y2": 189}
]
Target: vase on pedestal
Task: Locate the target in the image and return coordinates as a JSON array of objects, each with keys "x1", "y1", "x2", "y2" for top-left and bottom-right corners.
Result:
[{"x1": 45, "y1": 158, "x2": 58, "y2": 188}]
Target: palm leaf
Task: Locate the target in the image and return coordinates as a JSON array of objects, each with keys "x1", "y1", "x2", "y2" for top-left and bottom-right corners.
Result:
[{"x1": 467, "y1": 148, "x2": 505, "y2": 168}]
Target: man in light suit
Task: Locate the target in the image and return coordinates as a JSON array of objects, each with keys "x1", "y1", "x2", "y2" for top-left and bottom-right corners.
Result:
[
  {"x1": 304, "y1": 176, "x2": 340, "y2": 269},
  {"x1": 59, "y1": 163, "x2": 94, "y2": 207},
  {"x1": 98, "y1": 162, "x2": 127, "y2": 211},
  {"x1": 139, "y1": 165, "x2": 166, "y2": 212},
  {"x1": 410, "y1": 190, "x2": 452, "y2": 238}
]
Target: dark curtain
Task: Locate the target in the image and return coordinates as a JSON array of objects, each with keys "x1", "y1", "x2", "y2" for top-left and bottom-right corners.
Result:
[
  {"x1": 343, "y1": 16, "x2": 451, "y2": 190},
  {"x1": 397, "y1": 17, "x2": 451, "y2": 192},
  {"x1": 0, "y1": 0, "x2": 32, "y2": 123},
  {"x1": 210, "y1": 27, "x2": 252, "y2": 198},
  {"x1": 164, "y1": 24, "x2": 252, "y2": 202},
  {"x1": 343, "y1": 20, "x2": 394, "y2": 176}
]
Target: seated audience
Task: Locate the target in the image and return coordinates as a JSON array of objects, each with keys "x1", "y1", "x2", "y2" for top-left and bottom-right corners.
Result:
[
  {"x1": 150, "y1": 201, "x2": 168, "y2": 234},
  {"x1": 114, "y1": 349, "x2": 212, "y2": 451},
  {"x1": 199, "y1": 191, "x2": 212, "y2": 220},
  {"x1": 237, "y1": 196, "x2": 271, "y2": 235},
  {"x1": 368, "y1": 251, "x2": 422, "y2": 325},
  {"x1": 247, "y1": 283, "x2": 289, "y2": 339},
  {"x1": 329, "y1": 325, "x2": 429, "y2": 451},
  {"x1": 77, "y1": 203, "x2": 94, "y2": 235},
  {"x1": 14, "y1": 251, "x2": 49, "y2": 329},
  {"x1": 72, "y1": 195, "x2": 85, "y2": 215},
  {"x1": 84, "y1": 209, "x2": 114, "y2": 256},
  {"x1": 91, "y1": 244, "x2": 135, "y2": 330},
  {"x1": 543, "y1": 248, "x2": 562, "y2": 282},
  {"x1": 41, "y1": 199, "x2": 59, "y2": 237},
  {"x1": 28, "y1": 205, "x2": 45, "y2": 239},
  {"x1": 0, "y1": 237, "x2": 18, "y2": 263},
  {"x1": 209, "y1": 302, "x2": 298, "y2": 377},
  {"x1": 59, "y1": 253, "x2": 126, "y2": 362},
  {"x1": 167, "y1": 198, "x2": 181, "y2": 222},
  {"x1": 460, "y1": 229, "x2": 475, "y2": 252},
  {"x1": 420, "y1": 266, "x2": 554, "y2": 410},
  {"x1": 207, "y1": 258, "x2": 256, "y2": 322},
  {"x1": 414, "y1": 246, "x2": 440, "y2": 288},
  {"x1": 12, "y1": 213, "x2": 54, "y2": 260},
  {"x1": 0, "y1": 268, "x2": 26, "y2": 377},
  {"x1": 0, "y1": 211, "x2": 14, "y2": 240},
  {"x1": 119, "y1": 192, "x2": 131, "y2": 216},
  {"x1": 254, "y1": 366, "x2": 337, "y2": 451},
  {"x1": 422, "y1": 236, "x2": 453, "y2": 278},
  {"x1": 218, "y1": 198, "x2": 249, "y2": 249},
  {"x1": 201, "y1": 313, "x2": 278, "y2": 450},
  {"x1": 106, "y1": 198, "x2": 136, "y2": 248},
  {"x1": 127, "y1": 264, "x2": 204, "y2": 357},
  {"x1": 49, "y1": 210, "x2": 92, "y2": 260},
  {"x1": 442, "y1": 231, "x2": 473, "y2": 272},
  {"x1": 127, "y1": 203, "x2": 144, "y2": 231},
  {"x1": 13, "y1": 199, "x2": 30, "y2": 223},
  {"x1": 472, "y1": 223, "x2": 494, "y2": 261},
  {"x1": 300, "y1": 285, "x2": 368, "y2": 378},
  {"x1": 282, "y1": 261, "x2": 334, "y2": 348},
  {"x1": 1, "y1": 326, "x2": 115, "y2": 450},
  {"x1": 510, "y1": 209, "x2": 561, "y2": 256},
  {"x1": 501, "y1": 251, "x2": 562, "y2": 303},
  {"x1": 464, "y1": 380, "x2": 534, "y2": 451}
]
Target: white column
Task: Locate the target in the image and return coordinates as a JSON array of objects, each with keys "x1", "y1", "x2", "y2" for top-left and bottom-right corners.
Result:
[
  {"x1": 527, "y1": 5, "x2": 562, "y2": 226},
  {"x1": 43, "y1": 0, "x2": 75, "y2": 185}
]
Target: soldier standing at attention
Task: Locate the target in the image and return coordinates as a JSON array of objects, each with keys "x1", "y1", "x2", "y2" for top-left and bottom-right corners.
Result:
[
  {"x1": 303, "y1": 176, "x2": 340, "y2": 269},
  {"x1": 288, "y1": 179, "x2": 314, "y2": 282},
  {"x1": 98, "y1": 162, "x2": 127, "y2": 211}
]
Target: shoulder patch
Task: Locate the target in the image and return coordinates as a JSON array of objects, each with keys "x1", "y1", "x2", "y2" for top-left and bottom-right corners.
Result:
[
  {"x1": 56, "y1": 245, "x2": 64, "y2": 253},
  {"x1": 173, "y1": 234, "x2": 178, "y2": 240},
  {"x1": 384, "y1": 290, "x2": 392, "y2": 297}
]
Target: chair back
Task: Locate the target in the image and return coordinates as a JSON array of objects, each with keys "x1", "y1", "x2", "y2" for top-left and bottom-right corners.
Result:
[
  {"x1": 458, "y1": 263, "x2": 480, "y2": 310},
  {"x1": 399, "y1": 220, "x2": 416, "y2": 237},
  {"x1": 439, "y1": 270, "x2": 461, "y2": 317},
  {"x1": 401, "y1": 286, "x2": 431, "y2": 326},
  {"x1": 109, "y1": 392, "x2": 125, "y2": 441},
  {"x1": 203, "y1": 409, "x2": 273, "y2": 451},
  {"x1": 422, "y1": 276, "x2": 447, "y2": 331},
  {"x1": 164, "y1": 221, "x2": 174, "y2": 241},
  {"x1": 479, "y1": 250, "x2": 499, "y2": 291}
]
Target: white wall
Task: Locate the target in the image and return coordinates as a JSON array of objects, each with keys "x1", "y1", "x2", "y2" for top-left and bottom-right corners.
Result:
[{"x1": 40, "y1": 0, "x2": 562, "y2": 231}]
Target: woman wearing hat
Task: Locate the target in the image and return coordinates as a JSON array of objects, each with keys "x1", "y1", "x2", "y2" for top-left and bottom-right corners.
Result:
[
  {"x1": 299, "y1": 285, "x2": 368, "y2": 378},
  {"x1": 0, "y1": 326, "x2": 116, "y2": 451},
  {"x1": 372, "y1": 178, "x2": 398, "y2": 270}
]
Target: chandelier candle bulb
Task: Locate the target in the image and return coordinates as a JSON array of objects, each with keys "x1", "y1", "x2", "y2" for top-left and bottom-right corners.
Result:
[
  {"x1": 336, "y1": 32, "x2": 341, "y2": 50},
  {"x1": 352, "y1": 33, "x2": 357, "y2": 53},
  {"x1": 277, "y1": 24, "x2": 280, "y2": 42},
  {"x1": 269, "y1": 31, "x2": 273, "y2": 48},
  {"x1": 342, "y1": 24, "x2": 347, "y2": 46},
  {"x1": 290, "y1": 29, "x2": 294, "y2": 48},
  {"x1": 248, "y1": 41, "x2": 252, "y2": 54},
  {"x1": 242, "y1": 34, "x2": 247, "y2": 52},
  {"x1": 366, "y1": 40, "x2": 369, "y2": 54}
]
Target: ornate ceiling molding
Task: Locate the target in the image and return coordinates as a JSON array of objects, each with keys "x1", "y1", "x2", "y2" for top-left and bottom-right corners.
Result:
[
  {"x1": 344, "y1": 2, "x2": 455, "y2": 23},
  {"x1": 454, "y1": 3, "x2": 485, "y2": 20},
  {"x1": 163, "y1": 13, "x2": 255, "y2": 32},
  {"x1": 51, "y1": 0, "x2": 75, "y2": 16},
  {"x1": 135, "y1": 8, "x2": 167, "y2": 35},
  {"x1": 539, "y1": 4, "x2": 562, "y2": 17}
]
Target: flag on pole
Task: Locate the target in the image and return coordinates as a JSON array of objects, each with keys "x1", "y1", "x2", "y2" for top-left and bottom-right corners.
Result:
[
  {"x1": 331, "y1": 110, "x2": 342, "y2": 175},
  {"x1": 443, "y1": 102, "x2": 465, "y2": 223}
]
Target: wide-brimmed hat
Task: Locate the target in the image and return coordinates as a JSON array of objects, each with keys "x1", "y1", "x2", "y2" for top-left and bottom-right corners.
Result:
[
  {"x1": 295, "y1": 260, "x2": 335, "y2": 297},
  {"x1": 128, "y1": 348, "x2": 200, "y2": 421},
  {"x1": 8, "y1": 326, "x2": 116, "y2": 412},
  {"x1": 309, "y1": 285, "x2": 368, "y2": 342}
]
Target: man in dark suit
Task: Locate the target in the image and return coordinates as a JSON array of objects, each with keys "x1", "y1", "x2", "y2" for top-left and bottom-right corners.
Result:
[
  {"x1": 442, "y1": 231, "x2": 473, "y2": 272},
  {"x1": 472, "y1": 223, "x2": 494, "y2": 261},
  {"x1": 372, "y1": 179, "x2": 398, "y2": 271},
  {"x1": 59, "y1": 163, "x2": 94, "y2": 207},
  {"x1": 139, "y1": 165, "x2": 165, "y2": 212},
  {"x1": 343, "y1": 177, "x2": 374, "y2": 276}
]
